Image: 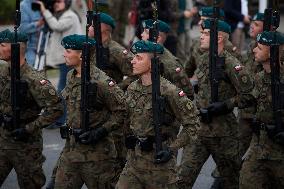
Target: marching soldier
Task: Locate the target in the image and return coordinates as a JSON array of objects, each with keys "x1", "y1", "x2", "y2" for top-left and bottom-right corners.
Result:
[
  {"x1": 140, "y1": 19, "x2": 194, "y2": 99},
  {"x1": 54, "y1": 34, "x2": 125, "y2": 189},
  {"x1": 239, "y1": 31, "x2": 284, "y2": 189},
  {"x1": 179, "y1": 20, "x2": 254, "y2": 188},
  {"x1": 116, "y1": 40, "x2": 200, "y2": 189},
  {"x1": 0, "y1": 29, "x2": 63, "y2": 188}
]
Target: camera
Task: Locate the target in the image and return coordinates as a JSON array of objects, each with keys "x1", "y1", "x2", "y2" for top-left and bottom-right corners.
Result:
[{"x1": 31, "y1": 0, "x2": 55, "y2": 12}]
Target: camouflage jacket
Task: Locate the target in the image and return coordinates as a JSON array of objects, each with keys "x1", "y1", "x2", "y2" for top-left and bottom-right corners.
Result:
[
  {"x1": 160, "y1": 48, "x2": 194, "y2": 99},
  {"x1": 61, "y1": 66, "x2": 125, "y2": 162},
  {"x1": 185, "y1": 37, "x2": 241, "y2": 78},
  {"x1": 125, "y1": 77, "x2": 200, "y2": 176},
  {"x1": 247, "y1": 70, "x2": 284, "y2": 160},
  {"x1": 91, "y1": 39, "x2": 135, "y2": 90},
  {"x1": 0, "y1": 62, "x2": 63, "y2": 149},
  {"x1": 195, "y1": 50, "x2": 254, "y2": 137},
  {"x1": 240, "y1": 40, "x2": 263, "y2": 119}
]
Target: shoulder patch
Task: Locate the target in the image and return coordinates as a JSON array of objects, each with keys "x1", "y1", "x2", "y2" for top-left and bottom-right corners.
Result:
[
  {"x1": 178, "y1": 90, "x2": 186, "y2": 97},
  {"x1": 234, "y1": 65, "x2": 243, "y2": 72},
  {"x1": 233, "y1": 46, "x2": 237, "y2": 52},
  {"x1": 40, "y1": 79, "x2": 48, "y2": 85},
  {"x1": 108, "y1": 80, "x2": 116, "y2": 87},
  {"x1": 123, "y1": 49, "x2": 128, "y2": 55},
  {"x1": 175, "y1": 67, "x2": 181, "y2": 73}
]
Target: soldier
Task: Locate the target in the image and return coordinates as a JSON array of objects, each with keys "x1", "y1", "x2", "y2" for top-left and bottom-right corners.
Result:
[
  {"x1": 88, "y1": 12, "x2": 135, "y2": 90},
  {"x1": 185, "y1": 6, "x2": 240, "y2": 79},
  {"x1": 239, "y1": 31, "x2": 284, "y2": 189},
  {"x1": 116, "y1": 40, "x2": 200, "y2": 189},
  {"x1": 54, "y1": 34, "x2": 125, "y2": 189},
  {"x1": 242, "y1": 13, "x2": 264, "y2": 73},
  {"x1": 141, "y1": 19, "x2": 194, "y2": 99},
  {"x1": 0, "y1": 29, "x2": 63, "y2": 188},
  {"x1": 178, "y1": 20, "x2": 254, "y2": 188}
]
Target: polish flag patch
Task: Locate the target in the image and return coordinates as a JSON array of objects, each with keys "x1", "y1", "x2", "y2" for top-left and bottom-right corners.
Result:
[
  {"x1": 234, "y1": 65, "x2": 242, "y2": 71},
  {"x1": 175, "y1": 67, "x2": 181, "y2": 73},
  {"x1": 108, "y1": 80, "x2": 115, "y2": 87},
  {"x1": 40, "y1": 79, "x2": 48, "y2": 85},
  {"x1": 123, "y1": 50, "x2": 128, "y2": 55},
  {"x1": 178, "y1": 90, "x2": 186, "y2": 97}
]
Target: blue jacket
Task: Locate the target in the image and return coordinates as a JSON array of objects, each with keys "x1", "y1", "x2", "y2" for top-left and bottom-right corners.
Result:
[{"x1": 19, "y1": 0, "x2": 43, "y2": 50}]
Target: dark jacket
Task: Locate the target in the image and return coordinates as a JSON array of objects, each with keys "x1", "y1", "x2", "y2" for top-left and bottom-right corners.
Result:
[{"x1": 224, "y1": 0, "x2": 244, "y2": 32}]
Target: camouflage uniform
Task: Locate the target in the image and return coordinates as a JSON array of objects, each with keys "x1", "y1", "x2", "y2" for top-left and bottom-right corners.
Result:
[
  {"x1": 54, "y1": 66, "x2": 125, "y2": 189},
  {"x1": 239, "y1": 70, "x2": 284, "y2": 189},
  {"x1": 0, "y1": 62, "x2": 63, "y2": 189},
  {"x1": 116, "y1": 77, "x2": 200, "y2": 189},
  {"x1": 180, "y1": 50, "x2": 254, "y2": 188},
  {"x1": 160, "y1": 48, "x2": 194, "y2": 99},
  {"x1": 109, "y1": 0, "x2": 132, "y2": 44},
  {"x1": 238, "y1": 39, "x2": 263, "y2": 158}
]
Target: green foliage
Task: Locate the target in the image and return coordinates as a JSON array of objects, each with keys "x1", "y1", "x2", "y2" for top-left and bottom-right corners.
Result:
[{"x1": 0, "y1": 0, "x2": 16, "y2": 24}]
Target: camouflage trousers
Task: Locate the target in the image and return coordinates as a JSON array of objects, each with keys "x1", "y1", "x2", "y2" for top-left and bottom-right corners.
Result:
[
  {"x1": 0, "y1": 148, "x2": 46, "y2": 189},
  {"x1": 240, "y1": 139, "x2": 284, "y2": 189},
  {"x1": 116, "y1": 161, "x2": 179, "y2": 189},
  {"x1": 55, "y1": 154, "x2": 119, "y2": 189},
  {"x1": 179, "y1": 136, "x2": 241, "y2": 189}
]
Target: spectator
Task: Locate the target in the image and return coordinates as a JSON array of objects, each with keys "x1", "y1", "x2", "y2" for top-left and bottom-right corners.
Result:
[
  {"x1": 36, "y1": 0, "x2": 82, "y2": 92},
  {"x1": 224, "y1": 0, "x2": 251, "y2": 52},
  {"x1": 19, "y1": 0, "x2": 45, "y2": 66},
  {"x1": 71, "y1": 0, "x2": 87, "y2": 34}
]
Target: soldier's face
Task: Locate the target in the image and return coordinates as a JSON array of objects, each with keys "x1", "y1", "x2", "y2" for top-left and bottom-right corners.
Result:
[
  {"x1": 141, "y1": 29, "x2": 150, "y2": 41},
  {"x1": 253, "y1": 43, "x2": 270, "y2": 62},
  {"x1": 88, "y1": 24, "x2": 111, "y2": 43},
  {"x1": 200, "y1": 29, "x2": 210, "y2": 50},
  {"x1": 0, "y1": 43, "x2": 11, "y2": 61},
  {"x1": 250, "y1": 21, "x2": 263, "y2": 39},
  {"x1": 63, "y1": 49, "x2": 81, "y2": 67},
  {"x1": 131, "y1": 53, "x2": 151, "y2": 75}
]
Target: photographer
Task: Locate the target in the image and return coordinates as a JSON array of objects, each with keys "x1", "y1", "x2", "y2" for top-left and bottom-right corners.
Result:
[
  {"x1": 19, "y1": 0, "x2": 45, "y2": 66},
  {"x1": 36, "y1": 0, "x2": 82, "y2": 92}
]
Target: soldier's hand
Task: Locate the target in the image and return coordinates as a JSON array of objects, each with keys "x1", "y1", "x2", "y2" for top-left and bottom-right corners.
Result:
[
  {"x1": 207, "y1": 101, "x2": 231, "y2": 115},
  {"x1": 79, "y1": 127, "x2": 108, "y2": 145},
  {"x1": 154, "y1": 148, "x2": 173, "y2": 164},
  {"x1": 11, "y1": 128, "x2": 30, "y2": 142}
]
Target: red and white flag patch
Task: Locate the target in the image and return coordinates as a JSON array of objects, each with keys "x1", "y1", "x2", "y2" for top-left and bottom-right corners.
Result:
[{"x1": 178, "y1": 90, "x2": 186, "y2": 97}]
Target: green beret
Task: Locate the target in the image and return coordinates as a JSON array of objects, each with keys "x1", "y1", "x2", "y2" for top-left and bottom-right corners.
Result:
[
  {"x1": 0, "y1": 29, "x2": 28, "y2": 43},
  {"x1": 61, "y1": 34, "x2": 96, "y2": 50},
  {"x1": 256, "y1": 31, "x2": 284, "y2": 46},
  {"x1": 199, "y1": 7, "x2": 225, "y2": 18},
  {"x1": 142, "y1": 19, "x2": 171, "y2": 33},
  {"x1": 252, "y1": 13, "x2": 264, "y2": 21},
  {"x1": 94, "y1": 12, "x2": 116, "y2": 29},
  {"x1": 131, "y1": 40, "x2": 164, "y2": 54},
  {"x1": 202, "y1": 19, "x2": 231, "y2": 34}
]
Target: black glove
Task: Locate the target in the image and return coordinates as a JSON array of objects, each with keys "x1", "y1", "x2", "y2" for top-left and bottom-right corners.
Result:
[
  {"x1": 79, "y1": 127, "x2": 108, "y2": 145},
  {"x1": 154, "y1": 148, "x2": 173, "y2": 164},
  {"x1": 207, "y1": 101, "x2": 231, "y2": 116},
  {"x1": 11, "y1": 128, "x2": 30, "y2": 142}
]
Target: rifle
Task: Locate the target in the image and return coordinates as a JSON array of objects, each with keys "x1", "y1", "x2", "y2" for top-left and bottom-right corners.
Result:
[
  {"x1": 93, "y1": 0, "x2": 109, "y2": 70},
  {"x1": 150, "y1": 1, "x2": 165, "y2": 162},
  {"x1": 10, "y1": 0, "x2": 22, "y2": 130},
  {"x1": 266, "y1": 0, "x2": 284, "y2": 142},
  {"x1": 80, "y1": 0, "x2": 98, "y2": 133},
  {"x1": 209, "y1": 0, "x2": 225, "y2": 103}
]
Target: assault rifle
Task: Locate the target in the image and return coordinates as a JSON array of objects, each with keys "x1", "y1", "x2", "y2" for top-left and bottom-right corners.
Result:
[
  {"x1": 150, "y1": 1, "x2": 166, "y2": 163},
  {"x1": 93, "y1": 0, "x2": 109, "y2": 70},
  {"x1": 200, "y1": 0, "x2": 225, "y2": 123},
  {"x1": 80, "y1": 0, "x2": 98, "y2": 134},
  {"x1": 265, "y1": 0, "x2": 284, "y2": 144}
]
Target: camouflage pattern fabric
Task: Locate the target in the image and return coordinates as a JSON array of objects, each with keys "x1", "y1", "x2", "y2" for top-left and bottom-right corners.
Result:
[
  {"x1": 116, "y1": 77, "x2": 200, "y2": 188},
  {"x1": 240, "y1": 70, "x2": 284, "y2": 189},
  {"x1": 55, "y1": 66, "x2": 125, "y2": 189},
  {"x1": 180, "y1": 50, "x2": 254, "y2": 189},
  {"x1": 159, "y1": 48, "x2": 194, "y2": 99},
  {"x1": 0, "y1": 62, "x2": 63, "y2": 188}
]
